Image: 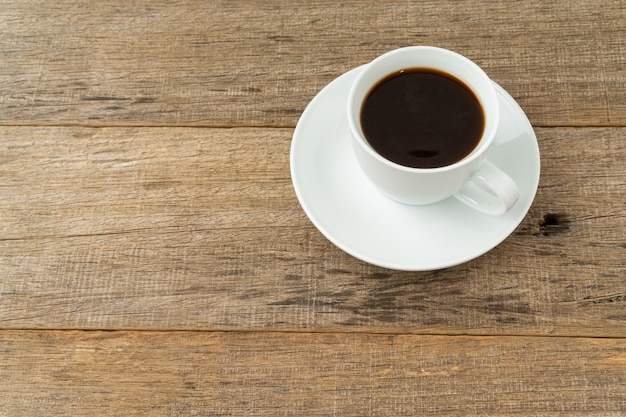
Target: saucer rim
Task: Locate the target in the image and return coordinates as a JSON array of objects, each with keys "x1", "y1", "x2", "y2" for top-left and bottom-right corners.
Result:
[{"x1": 290, "y1": 66, "x2": 540, "y2": 271}]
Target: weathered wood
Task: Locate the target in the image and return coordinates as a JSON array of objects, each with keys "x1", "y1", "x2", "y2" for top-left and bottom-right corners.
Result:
[
  {"x1": 0, "y1": 330, "x2": 624, "y2": 416},
  {"x1": 1, "y1": 1, "x2": 625, "y2": 415},
  {"x1": 0, "y1": 0, "x2": 624, "y2": 127},
  {"x1": 1, "y1": 126, "x2": 624, "y2": 335}
]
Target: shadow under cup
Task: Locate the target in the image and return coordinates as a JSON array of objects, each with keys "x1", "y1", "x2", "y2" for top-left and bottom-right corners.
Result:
[{"x1": 347, "y1": 46, "x2": 501, "y2": 206}]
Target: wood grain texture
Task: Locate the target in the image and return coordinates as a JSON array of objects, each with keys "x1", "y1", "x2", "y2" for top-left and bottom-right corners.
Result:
[
  {"x1": 1, "y1": 0, "x2": 625, "y2": 127},
  {"x1": 1, "y1": 2, "x2": 625, "y2": 414},
  {"x1": 0, "y1": 330, "x2": 624, "y2": 416},
  {"x1": 1, "y1": 126, "x2": 624, "y2": 335}
]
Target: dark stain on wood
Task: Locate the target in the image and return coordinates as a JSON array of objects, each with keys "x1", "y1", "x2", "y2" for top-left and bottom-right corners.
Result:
[
  {"x1": 539, "y1": 213, "x2": 570, "y2": 236},
  {"x1": 322, "y1": 271, "x2": 472, "y2": 325}
]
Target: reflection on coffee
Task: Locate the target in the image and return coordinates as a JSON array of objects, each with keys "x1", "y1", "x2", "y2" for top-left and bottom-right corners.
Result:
[{"x1": 360, "y1": 68, "x2": 485, "y2": 169}]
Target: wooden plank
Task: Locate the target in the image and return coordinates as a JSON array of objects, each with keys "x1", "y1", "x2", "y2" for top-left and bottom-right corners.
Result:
[
  {"x1": 0, "y1": 330, "x2": 624, "y2": 416},
  {"x1": 1, "y1": 126, "x2": 624, "y2": 335},
  {"x1": 0, "y1": 0, "x2": 624, "y2": 127}
]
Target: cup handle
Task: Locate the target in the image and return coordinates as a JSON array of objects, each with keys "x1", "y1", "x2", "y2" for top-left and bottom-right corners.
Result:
[{"x1": 454, "y1": 160, "x2": 519, "y2": 215}]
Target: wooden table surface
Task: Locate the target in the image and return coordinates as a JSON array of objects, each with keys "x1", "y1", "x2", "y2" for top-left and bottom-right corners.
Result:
[{"x1": 1, "y1": 1, "x2": 624, "y2": 415}]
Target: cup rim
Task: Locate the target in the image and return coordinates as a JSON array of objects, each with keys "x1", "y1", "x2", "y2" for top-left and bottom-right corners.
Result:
[{"x1": 347, "y1": 46, "x2": 500, "y2": 173}]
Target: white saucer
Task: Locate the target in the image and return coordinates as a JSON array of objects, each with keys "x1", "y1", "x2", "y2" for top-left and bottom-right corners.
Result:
[{"x1": 290, "y1": 66, "x2": 540, "y2": 271}]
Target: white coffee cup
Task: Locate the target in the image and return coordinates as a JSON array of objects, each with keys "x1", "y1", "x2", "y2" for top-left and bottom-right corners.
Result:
[{"x1": 347, "y1": 46, "x2": 519, "y2": 215}]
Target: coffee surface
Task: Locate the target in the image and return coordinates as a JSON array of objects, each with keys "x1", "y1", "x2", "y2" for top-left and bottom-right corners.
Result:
[{"x1": 361, "y1": 68, "x2": 484, "y2": 169}]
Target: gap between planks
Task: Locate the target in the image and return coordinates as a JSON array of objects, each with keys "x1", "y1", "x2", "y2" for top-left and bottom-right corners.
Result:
[{"x1": 1, "y1": 328, "x2": 624, "y2": 340}]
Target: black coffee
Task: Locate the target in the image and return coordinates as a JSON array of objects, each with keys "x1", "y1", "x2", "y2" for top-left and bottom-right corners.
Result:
[{"x1": 360, "y1": 68, "x2": 484, "y2": 169}]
